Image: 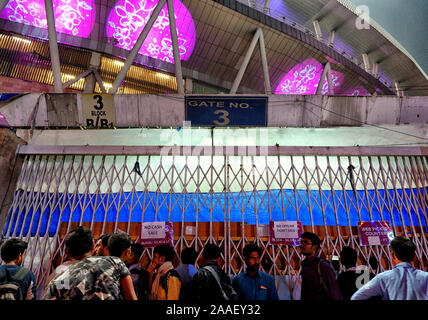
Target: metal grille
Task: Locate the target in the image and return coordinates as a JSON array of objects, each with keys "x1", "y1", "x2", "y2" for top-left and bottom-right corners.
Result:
[
  {"x1": 96, "y1": 56, "x2": 178, "y2": 94},
  {"x1": 0, "y1": 32, "x2": 90, "y2": 91},
  {"x1": 2, "y1": 149, "x2": 428, "y2": 295}
]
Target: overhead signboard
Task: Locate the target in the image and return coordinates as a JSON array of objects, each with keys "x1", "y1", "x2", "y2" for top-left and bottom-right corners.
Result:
[
  {"x1": 269, "y1": 221, "x2": 303, "y2": 246},
  {"x1": 82, "y1": 94, "x2": 115, "y2": 128},
  {"x1": 185, "y1": 96, "x2": 267, "y2": 127},
  {"x1": 358, "y1": 221, "x2": 394, "y2": 246}
]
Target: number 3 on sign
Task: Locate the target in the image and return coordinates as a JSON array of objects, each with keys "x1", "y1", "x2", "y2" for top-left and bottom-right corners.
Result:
[
  {"x1": 93, "y1": 95, "x2": 104, "y2": 110},
  {"x1": 213, "y1": 110, "x2": 230, "y2": 126}
]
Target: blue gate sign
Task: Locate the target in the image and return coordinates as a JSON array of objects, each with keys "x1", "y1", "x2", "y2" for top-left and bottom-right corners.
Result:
[{"x1": 185, "y1": 96, "x2": 267, "y2": 127}]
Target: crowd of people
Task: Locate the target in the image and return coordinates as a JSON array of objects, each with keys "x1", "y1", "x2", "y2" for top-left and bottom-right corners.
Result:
[{"x1": 0, "y1": 227, "x2": 427, "y2": 300}]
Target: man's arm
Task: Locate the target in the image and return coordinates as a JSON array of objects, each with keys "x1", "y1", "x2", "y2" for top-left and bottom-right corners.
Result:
[
  {"x1": 120, "y1": 275, "x2": 138, "y2": 300},
  {"x1": 321, "y1": 262, "x2": 343, "y2": 300},
  {"x1": 351, "y1": 276, "x2": 382, "y2": 300},
  {"x1": 268, "y1": 276, "x2": 279, "y2": 300}
]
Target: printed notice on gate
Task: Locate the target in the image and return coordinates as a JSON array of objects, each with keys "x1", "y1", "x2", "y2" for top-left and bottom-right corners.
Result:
[
  {"x1": 82, "y1": 94, "x2": 115, "y2": 128},
  {"x1": 141, "y1": 222, "x2": 166, "y2": 239},
  {"x1": 273, "y1": 221, "x2": 299, "y2": 239}
]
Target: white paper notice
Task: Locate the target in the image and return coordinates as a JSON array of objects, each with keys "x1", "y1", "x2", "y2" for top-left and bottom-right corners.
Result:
[
  {"x1": 141, "y1": 222, "x2": 166, "y2": 239},
  {"x1": 274, "y1": 221, "x2": 298, "y2": 239},
  {"x1": 368, "y1": 236, "x2": 381, "y2": 246},
  {"x1": 257, "y1": 225, "x2": 269, "y2": 237},
  {"x1": 185, "y1": 226, "x2": 196, "y2": 235}
]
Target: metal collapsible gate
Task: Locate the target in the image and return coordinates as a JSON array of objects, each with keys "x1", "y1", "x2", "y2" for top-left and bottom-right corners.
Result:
[{"x1": 2, "y1": 146, "x2": 428, "y2": 297}]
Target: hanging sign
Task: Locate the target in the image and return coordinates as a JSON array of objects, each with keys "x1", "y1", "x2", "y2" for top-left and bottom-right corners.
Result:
[
  {"x1": 269, "y1": 221, "x2": 303, "y2": 246},
  {"x1": 137, "y1": 222, "x2": 174, "y2": 247},
  {"x1": 358, "y1": 221, "x2": 394, "y2": 246},
  {"x1": 185, "y1": 96, "x2": 267, "y2": 127},
  {"x1": 82, "y1": 94, "x2": 115, "y2": 128}
]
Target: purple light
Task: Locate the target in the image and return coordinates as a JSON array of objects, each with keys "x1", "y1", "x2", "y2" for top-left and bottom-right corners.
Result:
[
  {"x1": 275, "y1": 58, "x2": 344, "y2": 95},
  {"x1": 106, "y1": 0, "x2": 196, "y2": 63},
  {"x1": 275, "y1": 58, "x2": 324, "y2": 95},
  {"x1": 342, "y1": 86, "x2": 371, "y2": 96},
  {"x1": 320, "y1": 70, "x2": 344, "y2": 95},
  {"x1": 0, "y1": 0, "x2": 95, "y2": 38}
]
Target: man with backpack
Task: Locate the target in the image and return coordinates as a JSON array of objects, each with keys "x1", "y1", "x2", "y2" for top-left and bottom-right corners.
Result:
[
  {"x1": 299, "y1": 232, "x2": 343, "y2": 300},
  {"x1": 0, "y1": 238, "x2": 37, "y2": 300},
  {"x1": 192, "y1": 243, "x2": 238, "y2": 301},
  {"x1": 126, "y1": 243, "x2": 150, "y2": 300}
]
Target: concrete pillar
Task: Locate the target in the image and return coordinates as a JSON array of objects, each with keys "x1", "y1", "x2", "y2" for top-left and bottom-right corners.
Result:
[
  {"x1": 395, "y1": 82, "x2": 401, "y2": 97},
  {"x1": 84, "y1": 52, "x2": 102, "y2": 93},
  {"x1": 45, "y1": 0, "x2": 63, "y2": 93},
  {"x1": 362, "y1": 53, "x2": 371, "y2": 74},
  {"x1": 258, "y1": 30, "x2": 271, "y2": 94},
  {"x1": 0, "y1": 0, "x2": 9, "y2": 14},
  {"x1": 230, "y1": 28, "x2": 262, "y2": 94},
  {"x1": 372, "y1": 62, "x2": 379, "y2": 78},
  {"x1": 0, "y1": 129, "x2": 25, "y2": 236},
  {"x1": 262, "y1": 0, "x2": 271, "y2": 14},
  {"x1": 328, "y1": 30, "x2": 335, "y2": 47},
  {"x1": 312, "y1": 20, "x2": 323, "y2": 42},
  {"x1": 110, "y1": 0, "x2": 166, "y2": 94},
  {"x1": 167, "y1": 0, "x2": 184, "y2": 94},
  {"x1": 185, "y1": 77, "x2": 193, "y2": 94}
]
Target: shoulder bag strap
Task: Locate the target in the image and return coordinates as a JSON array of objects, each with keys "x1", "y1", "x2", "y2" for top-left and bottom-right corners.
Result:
[
  {"x1": 203, "y1": 266, "x2": 229, "y2": 301},
  {"x1": 317, "y1": 260, "x2": 330, "y2": 299}
]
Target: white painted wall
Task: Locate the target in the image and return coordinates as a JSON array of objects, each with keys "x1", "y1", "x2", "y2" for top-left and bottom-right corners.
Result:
[{"x1": 1, "y1": 94, "x2": 427, "y2": 128}]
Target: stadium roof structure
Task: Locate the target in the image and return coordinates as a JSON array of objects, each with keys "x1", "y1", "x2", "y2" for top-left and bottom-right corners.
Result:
[{"x1": 0, "y1": 0, "x2": 426, "y2": 96}]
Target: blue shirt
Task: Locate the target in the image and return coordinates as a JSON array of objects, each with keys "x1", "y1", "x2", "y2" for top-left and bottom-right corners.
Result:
[
  {"x1": 351, "y1": 262, "x2": 428, "y2": 300},
  {"x1": 232, "y1": 270, "x2": 279, "y2": 301},
  {"x1": 175, "y1": 264, "x2": 198, "y2": 301}
]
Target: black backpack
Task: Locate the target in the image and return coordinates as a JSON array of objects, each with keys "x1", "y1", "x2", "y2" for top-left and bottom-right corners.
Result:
[{"x1": 0, "y1": 267, "x2": 30, "y2": 300}]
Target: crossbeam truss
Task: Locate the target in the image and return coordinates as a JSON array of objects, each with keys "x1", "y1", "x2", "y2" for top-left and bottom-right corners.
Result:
[{"x1": 2, "y1": 151, "x2": 428, "y2": 296}]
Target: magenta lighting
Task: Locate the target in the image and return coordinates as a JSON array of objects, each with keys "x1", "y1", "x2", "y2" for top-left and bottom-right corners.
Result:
[
  {"x1": 275, "y1": 58, "x2": 345, "y2": 95},
  {"x1": 0, "y1": 0, "x2": 96, "y2": 37},
  {"x1": 106, "y1": 0, "x2": 196, "y2": 63}
]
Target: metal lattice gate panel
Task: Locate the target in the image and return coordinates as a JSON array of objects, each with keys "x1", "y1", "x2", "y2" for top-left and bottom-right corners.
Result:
[{"x1": 2, "y1": 146, "x2": 428, "y2": 295}]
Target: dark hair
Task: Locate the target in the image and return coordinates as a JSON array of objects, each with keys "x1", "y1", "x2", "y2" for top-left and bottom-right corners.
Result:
[
  {"x1": 300, "y1": 232, "x2": 321, "y2": 249},
  {"x1": 203, "y1": 243, "x2": 221, "y2": 260},
  {"x1": 108, "y1": 233, "x2": 132, "y2": 257},
  {"x1": 243, "y1": 244, "x2": 262, "y2": 259},
  {"x1": 390, "y1": 236, "x2": 416, "y2": 262},
  {"x1": 130, "y1": 243, "x2": 144, "y2": 259},
  {"x1": 369, "y1": 256, "x2": 378, "y2": 270},
  {"x1": 340, "y1": 246, "x2": 357, "y2": 269},
  {"x1": 98, "y1": 234, "x2": 112, "y2": 247},
  {"x1": 64, "y1": 226, "x2": 93, "y2": 258},
  {"x1": 153, "y1": 245, "x2": 174, "y2": 262},
  {"x1": 181, "y1": 247, "x2": 198, "y2": 264},
  {"x1": 0, "y1": 238, "x2": 28, "y2": 262}
]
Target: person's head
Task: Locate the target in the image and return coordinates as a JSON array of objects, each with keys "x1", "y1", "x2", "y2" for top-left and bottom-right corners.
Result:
[
  {"x1": 94, "y1": 234, "x2": 111, "y2": 256},
  {"x1": 299, "y1": 232, "x2": 321, "y2": 257},
  {"x1": 181, "y1": 247, "x2": 198, "y2": 265},
  {"x1": 128, "y1": 243, "x2": 144, "y2": 266},
  {"x1": 202, "y1": 243, "x2": 221, "y2": 262},
  {"x1": 243, "y1": 244, "x2": 262, "y2": 272},
  {"x1": 369, "y1": 256, "x2": 378, "y2": 272},
  {"x1": 152, "y1": 244, "x2": 174, "y2": 268},
  {"x1": 64, "y1": 226, "x2": 94, "y2": 260},
  {"x1": 0, "y1": 238, "x2": 28, "y2": 265},
  {"x1": 390, "y1": 236, "x2": 416, "y2": 264},
  {"x1": 340, "y1": 246, "x2": 358, "y2": 269},
  {"x1": 107, "y1": 233, "x2": 132, "y2": 262}
]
